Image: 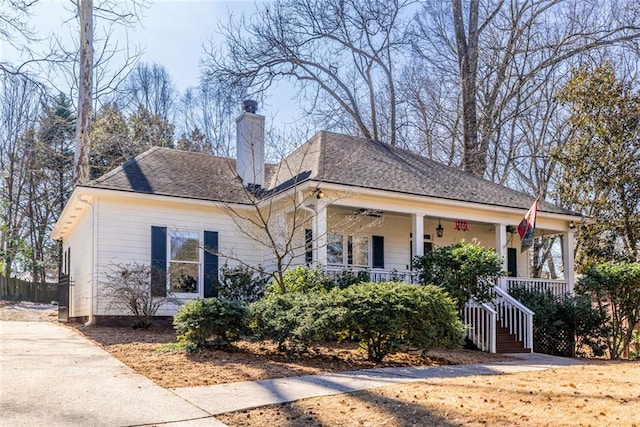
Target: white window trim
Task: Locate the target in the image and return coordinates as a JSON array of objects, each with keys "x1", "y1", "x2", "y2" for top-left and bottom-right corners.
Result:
[
  {"x1": 327, "y1": 233, "x2": 371, "y2": 268},
  {"x1": 167, "y1": 228, "x2": 203, "y2": 297}
]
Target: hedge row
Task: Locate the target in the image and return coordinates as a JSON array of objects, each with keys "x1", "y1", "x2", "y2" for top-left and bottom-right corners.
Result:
[{"x1": 174, "y1": 281, "x2": 464, "y2": 361}]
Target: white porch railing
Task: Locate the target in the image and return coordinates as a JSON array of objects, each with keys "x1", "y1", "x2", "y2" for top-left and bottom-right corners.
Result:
[
  {"x1": 491, "y1": 284, "x2": 534, "y2": 351},
  {"x1": 499, "y1": 277, "x2": 573, "y2": 297},
  {"x1": 463, "y1": 301, "x2": 497, "y2": 353},
  {"x1": 325, "y1": 266, "x2": 418, "y2": 284}
]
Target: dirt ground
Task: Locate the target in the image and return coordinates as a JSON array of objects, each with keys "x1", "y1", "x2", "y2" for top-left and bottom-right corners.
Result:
[
  {"x1": 68, "y1": 323, "x2": 514, "y2": 388},
  {"x1": 217, "y1": 361, "x2": 640, "y2": 427},
  {"x1": 3, "y1": 301, "x2": 638, "y2": 426}
]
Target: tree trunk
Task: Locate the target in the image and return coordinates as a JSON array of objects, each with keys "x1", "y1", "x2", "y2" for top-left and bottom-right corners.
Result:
[
  {"x1": 74, "y1": 0, "x2": 93, "y2": 185},
  {"x1": 451, "y1": 0, "x2": 483, "y2": 176}
]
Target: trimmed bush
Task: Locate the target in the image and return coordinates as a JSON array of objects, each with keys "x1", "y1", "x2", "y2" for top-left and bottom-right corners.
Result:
[
  {"x1": 413, "y1": 240, "x2": 504, "y2": 311},
  {"x1": 270, "y1": 265, "x2": 332, "y2": 294},
  {"x1": 249, "y1": 291, "x2": 344, "y2": 352},
  {"x1": 331, "y1": 268, "x2": 370, "y2": 288},
  {"x1": 509, "y1": 286, "x2": 607, "y2": 357},
  {"x1": 174, "y1": 298, "x2": 248, "y2": 351},
  {"x1": 340, "y1": 282, "x2": 464, "y2": 361},
  {"x1": 219, "y1": 264, "x2": 269, "y2": 303}
]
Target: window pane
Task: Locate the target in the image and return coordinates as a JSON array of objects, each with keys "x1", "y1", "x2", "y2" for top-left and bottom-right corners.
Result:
[
  {"x1": 171, "y1": 231, "x2": 199, "y2": 261},
  {"x1": 327, "y1": 232, "x2": 343, "y2": 264},
  {"x1": 170, "y1": 262, "x2": 199, "y2": 293},
  {"x1": 350, "y1": 236, "x2": 369, "y2": 266}
]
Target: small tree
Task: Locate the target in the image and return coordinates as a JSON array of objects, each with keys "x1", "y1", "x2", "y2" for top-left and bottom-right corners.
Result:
[
  {"x1": 413, "y1": 240, "x2": 504, "y2": 312},
  {"x1": 102, "y1": 262, "x2": 179, "y2": 329},
  {"x1": 576, "y1": 262, "x2": 640, "y2": 359}
]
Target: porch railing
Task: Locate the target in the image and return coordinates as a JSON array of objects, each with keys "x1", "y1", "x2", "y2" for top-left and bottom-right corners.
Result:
[
  {"x1": 498, "y1": 277, "x2": 573, "y2": 297},
  {"x1": 490, "y1": 282, "x2": 534, "y2": 351},
  {"x1": 463, "y1": 301, "x2": 497, "y2": 353},
  {"x1": 325, "y1": 266, "x2": 418, "y2": 284}
]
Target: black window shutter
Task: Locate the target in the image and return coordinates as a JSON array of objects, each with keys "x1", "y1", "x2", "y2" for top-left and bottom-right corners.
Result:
[
  {"x1": 372, "y1": 236, "x2": 384, "y2": 269},
  {"x1": 507, "y1": 248, "x2": 518, "y2": 277},
  {"x1": 151, "y1": 226, "x2": 167, "y2": 297},
  {"x1": 203, "y1": 231, "x2": 219, "y2": 298},
  {"x1": 305, "y1": 229, "x2": 313, "y2": 264},
  {"x1": 347, "y1": 236, "x2": 353, "y2": 265},
  {"x1": 66, "y1": 247, "x2": 71, "y2": 275}
]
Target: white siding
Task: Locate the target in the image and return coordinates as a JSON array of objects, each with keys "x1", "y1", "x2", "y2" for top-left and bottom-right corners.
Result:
[
  {"x1": 65, "y1": 207, "x2": 94, "y2": 318},
  {"x1": 93, "y1": 195, "x2": 265, "y2": 315}
]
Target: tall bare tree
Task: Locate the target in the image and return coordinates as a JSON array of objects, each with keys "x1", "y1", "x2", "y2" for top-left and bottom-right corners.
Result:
[
  {"x1": 120, "y1": 62, "x2": 177, "y2": 121},
  {"x1": 74, "y1": 0, "x2": 93, "y2": 185},
  {"x1": 411, "y1": 0, "x2": 640, "y2": 177},
  {"x1": 203, "y1": 0, "x2": 412, "y2": 146},
  {"x1": 0, "y1": 74, "x2": 43, "y2": 289}
]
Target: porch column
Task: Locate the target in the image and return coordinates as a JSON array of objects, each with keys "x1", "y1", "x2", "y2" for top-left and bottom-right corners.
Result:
[
  {"x1": 314, "y1": 200, "x2": 328, "y2": 266},
  {"x1": 563, "y1": 229, "x2": 575, "y2": 289},
  {"x1": 412, "y1": 214, "x2": 425, "y2": 258},
  {"x1": 495, "y1": 223, "x2": 508, "y2": 272}
]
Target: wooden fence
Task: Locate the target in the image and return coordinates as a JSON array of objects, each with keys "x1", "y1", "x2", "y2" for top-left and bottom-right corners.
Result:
[{"x1": 0, "y1": 276, "x2": 58, "y2": 303}]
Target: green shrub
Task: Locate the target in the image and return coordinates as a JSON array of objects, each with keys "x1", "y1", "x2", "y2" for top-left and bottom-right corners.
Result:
[
  {"x1": 509, "y1": 286, "x2": 608, "y2": 357},
  {"x1": 576, "y1": 262, "x2": 640, "y2": 359},
  {"x1": 340, "y1": 282, "x2": 464, "y2": 362},
  {"x1": 413, "y1": 240, "x2": 504, "y2": 311},
  {"x1": 270, "y1": 265, "x2": 332, "y2": 294},
  {"x1": 219, "y1": 264, "x2": 269, "y2": 303},
  {"x1": 249, "y1": 292, "x2": 344, "y2": 352},
  {"x1": 630, "y1": 329, "x2": 640, "y2": 360},
  {"x1": 331, "y1": 268, "x2": 370, "y2": 288},
  {"x1": 174, "y1": 298, "x2": 248, "y2": 351}
]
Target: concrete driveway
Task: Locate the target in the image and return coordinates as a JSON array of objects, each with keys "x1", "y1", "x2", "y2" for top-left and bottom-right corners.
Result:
[{"x1": 0, "y1": 321, "x2": 225, "y2": 427}]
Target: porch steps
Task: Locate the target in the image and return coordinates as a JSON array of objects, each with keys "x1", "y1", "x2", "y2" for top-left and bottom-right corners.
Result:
[{"x1": 496, "y1": 323, "x2": 531, "y2": 353}]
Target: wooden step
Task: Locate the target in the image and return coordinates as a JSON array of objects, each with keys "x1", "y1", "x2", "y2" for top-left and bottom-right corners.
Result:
[{"x1": 495, "y1": 322, "x2": 531, "y2": 354}]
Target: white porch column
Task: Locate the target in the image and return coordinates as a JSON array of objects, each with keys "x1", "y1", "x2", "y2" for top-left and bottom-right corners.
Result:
[
  {"x1": 412, "y1": 214, "x2": 425, "y2": 258},
  {"x1": 314, "y1": 201, "x2": 328, "y2": 266},
  {"x1": 563, "y1": 229, "x2": 575, "y2": 290},
  {"x1": 495, "y1": 223, "x2": 508, "y2": 272}
]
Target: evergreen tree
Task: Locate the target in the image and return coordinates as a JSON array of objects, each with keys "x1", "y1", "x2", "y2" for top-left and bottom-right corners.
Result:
[{"x1": 556, "y1": 64, "x2": 640, "y2": 268}]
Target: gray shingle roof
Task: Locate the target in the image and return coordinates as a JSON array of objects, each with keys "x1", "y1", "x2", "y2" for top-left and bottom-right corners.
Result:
[
  {"x1": 87, "y1": 147, "x2": 255, "y2": 203},
  {"x1": 85, "y1": 131, "x2": 575, "y2": 215}
]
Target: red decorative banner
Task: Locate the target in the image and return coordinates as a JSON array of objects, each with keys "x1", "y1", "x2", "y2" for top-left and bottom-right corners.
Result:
[{"x1": 455, "y1": 220, "x2": 469, "y2": 231}]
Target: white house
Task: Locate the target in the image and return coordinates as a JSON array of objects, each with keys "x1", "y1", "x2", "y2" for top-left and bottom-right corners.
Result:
[{"x1": 51, "y1": 101, "x2": 583, "y2": 352}]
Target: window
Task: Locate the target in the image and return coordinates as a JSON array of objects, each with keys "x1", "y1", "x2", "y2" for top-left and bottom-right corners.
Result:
[
  {"x1": 169, "y1": 230, "x2": 200, "y2": 293},
  {"x1": 328, "y1": 234, "x2": 378, "y2": 267},
  {"x1": 151, "y1": 227, "x2": 219, "y2": 298}
]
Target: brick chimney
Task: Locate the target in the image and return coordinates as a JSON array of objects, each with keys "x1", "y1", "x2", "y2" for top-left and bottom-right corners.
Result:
[{"x1": 235, "y1": 100, "x2": 265, "y2": 188}]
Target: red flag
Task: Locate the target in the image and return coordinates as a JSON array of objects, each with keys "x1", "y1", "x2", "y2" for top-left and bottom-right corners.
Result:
[{"x1": 518, "y1": 199, "x2": 538, "y2": 252}]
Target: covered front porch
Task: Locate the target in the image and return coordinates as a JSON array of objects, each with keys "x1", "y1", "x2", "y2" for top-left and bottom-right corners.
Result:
[
  {"x1": 297, "y1": 194, "x2": 580, "y2": 354},
  {"x1": 304, "y1": 200, "x2": 577, "y2": 292}
]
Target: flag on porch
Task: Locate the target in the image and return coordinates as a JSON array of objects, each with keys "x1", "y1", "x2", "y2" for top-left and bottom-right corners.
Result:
[{"x1": 518, "y1": 199, "x2": 538, "y2": 253}]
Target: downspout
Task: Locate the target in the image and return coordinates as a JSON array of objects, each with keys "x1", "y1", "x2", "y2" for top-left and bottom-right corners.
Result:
[{"x1": 78, "y1": 195, "x2": 96, "y2": 326}]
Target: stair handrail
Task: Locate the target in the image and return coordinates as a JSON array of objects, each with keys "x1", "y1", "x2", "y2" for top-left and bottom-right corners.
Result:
[
  {"x1": 463, "y1": 300, "x2": 497, "y2": 353},
  {"x1": 487, "y1": 280, "x2": 534, "y2": 351}
]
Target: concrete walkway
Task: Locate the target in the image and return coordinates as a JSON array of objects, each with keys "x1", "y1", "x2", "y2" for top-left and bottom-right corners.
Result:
[
  {"x1": 1, "y1": 320, "x2": 582, "y2": 426},
  {"x1": 0, "y1": 321, "x2": 224, "y2": 427}
]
